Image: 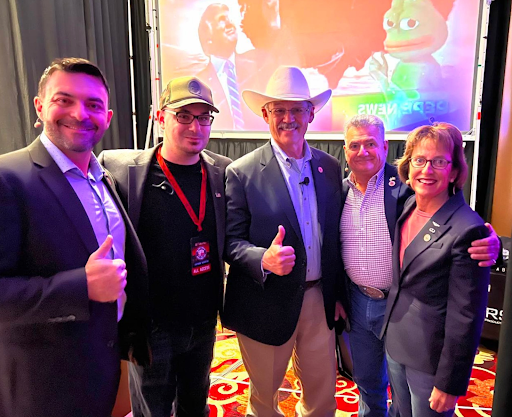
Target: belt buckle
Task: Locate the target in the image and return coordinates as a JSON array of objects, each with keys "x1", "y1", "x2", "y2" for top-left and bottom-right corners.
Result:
[{"x1": 359, "y1": 285, "x2": 386, "y2": 300}]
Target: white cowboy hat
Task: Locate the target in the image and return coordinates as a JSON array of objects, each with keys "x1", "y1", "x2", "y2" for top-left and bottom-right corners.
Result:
[{"x1": 242, "y1": 66, "x2": 332, "y2": 116}]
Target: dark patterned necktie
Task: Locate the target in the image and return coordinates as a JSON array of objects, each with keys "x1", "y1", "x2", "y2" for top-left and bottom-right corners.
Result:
[{"x1": 224, "y1": 61, "x2": 245, "y2": 129}]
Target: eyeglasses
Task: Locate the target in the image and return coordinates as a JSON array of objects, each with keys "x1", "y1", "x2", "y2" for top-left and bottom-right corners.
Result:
[
  {"x1": 268, "y1": 107, "x2": 310, "y2": 118},
  {"x1": 410, "y1": 157, "x2": 452, "y2": 170},
  {"x1": 164, "y1": 109, "x2": 214, "y2": 126}
]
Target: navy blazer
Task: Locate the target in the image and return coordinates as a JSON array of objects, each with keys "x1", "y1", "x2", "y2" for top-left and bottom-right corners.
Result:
[
  {"x1": 381, "y1": 191, "x2": 490, "y2": 396},
  {"x1": 0, "y1": 138, "x2": 148, "y2": 417},
  {"x1": 222, "y1": 142, "x2": 344, "y2": 346}
]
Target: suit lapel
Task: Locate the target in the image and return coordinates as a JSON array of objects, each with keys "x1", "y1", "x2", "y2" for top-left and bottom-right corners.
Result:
[
  {"x1": 399, "y1": 191, "x2": 465, "y2": 275},
  {"x1": 29, "y1": 139, "x2": 98, "y2": 254},
  {"x1": 260, "y1": 143, "x2": 302, "y2": 241},
  {"x1": 201, "y1": 151, "x2": 225, "y2": 267},
  {"x1": 384, "y1": 163, "x2": 401, "y2": 244},
  {"x1": 103, "y1": 172, "x2": 147, "y2": 269},
  {"x1": 129, "y1": 147, "x2": 156, "y2": 230},
  {"x1": 310, "y1": 150, "x2": 327, "y2": 235}
]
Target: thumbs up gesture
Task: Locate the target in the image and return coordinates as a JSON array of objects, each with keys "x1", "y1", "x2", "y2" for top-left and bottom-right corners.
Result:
[
  {"x1": 85, "y1": 235, "x2": 127, "y2": 303},
  {"x1": 262, "y1": 225, "x2": 296, "y2": 276}
]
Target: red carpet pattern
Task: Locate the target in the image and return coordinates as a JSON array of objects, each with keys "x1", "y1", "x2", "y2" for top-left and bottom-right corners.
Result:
[{"x1": 208, "y1": 329, "x2": 496, "y2": 416}]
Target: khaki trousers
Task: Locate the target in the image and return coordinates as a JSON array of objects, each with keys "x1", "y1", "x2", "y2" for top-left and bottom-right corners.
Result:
[{"x1": 237, "y1": 286, "x2": 337, "y2": 417}]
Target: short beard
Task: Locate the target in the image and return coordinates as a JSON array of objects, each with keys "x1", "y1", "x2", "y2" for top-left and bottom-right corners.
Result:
[{"x1": 44, "y1": 121, "x2": 100, "y2": 153}]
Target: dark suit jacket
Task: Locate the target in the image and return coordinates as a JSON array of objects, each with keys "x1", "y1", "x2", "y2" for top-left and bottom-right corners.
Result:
[
  {"x1": 98, "y1": 145, "x2": 231, "y2": 319},
  {"x1": 381, "y1": 191, "x2": 490, "y2": 396},
  {"x1": 0, "y1": 138, "x2": 148, "y2": 417},
  {"x1": 340, "y1": 163, "x2": 413, "y2": 315},
  {"x1": 222, "y1": 142, "x2": 344, "y2": 346}
]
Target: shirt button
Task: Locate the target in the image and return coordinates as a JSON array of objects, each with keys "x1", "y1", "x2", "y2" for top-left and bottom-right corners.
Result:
[
  {"x1": 362, "y1": 267, "x2": 367, "y2": 271},
  {"x1": 306, "y1": 222, "x2": 309, "y2": 225},
  {"x1": 308, "y1": 246, "x2": 311, "y2": 249}
]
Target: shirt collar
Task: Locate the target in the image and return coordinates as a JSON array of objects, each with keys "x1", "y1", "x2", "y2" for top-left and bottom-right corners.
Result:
[
  {"x1": 40, "y1": 132, "x2": 104, "y2": 181},
  {"x1": 211, "y1": 54, "x2": 236, "y2": 74},
  {"x1": 270, "y1": 137, "x2": 312, "y2": 165},
  {"x1": 347, "y1": 164, "x2": 385, "y2": 191}
]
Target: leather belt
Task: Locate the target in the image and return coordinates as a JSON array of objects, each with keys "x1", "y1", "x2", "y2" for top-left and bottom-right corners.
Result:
[
  {"x1": 357, "y1": 285, "x2": 389, "y2": 300},
  {"x1": 305, "y1": 279, "x2": 322, "y2": 290}
]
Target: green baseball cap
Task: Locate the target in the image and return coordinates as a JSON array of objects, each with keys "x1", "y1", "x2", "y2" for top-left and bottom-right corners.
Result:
[{"x1": 159, "y1": 76, "x2": 219, "y2": 113}]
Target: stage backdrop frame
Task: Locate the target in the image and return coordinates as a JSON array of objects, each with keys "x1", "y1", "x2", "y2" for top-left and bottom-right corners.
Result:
[{"x1": 144, "y1": 0, "x2": 492, "y2": 208}]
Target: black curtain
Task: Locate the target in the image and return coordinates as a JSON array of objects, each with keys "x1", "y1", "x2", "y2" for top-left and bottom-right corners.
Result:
[
  {"x1": 207, "y1": 138, "x2": 474, "y2": 202},
  {"x1": 0, "y1": 0, "x2": 134, "y2": 155},
  {"x1": 130, "y1": 0, "x2": 151, "y2": 149},
  {"x1": 476, "y1": 0, "x2": 511, "y2": 221}
]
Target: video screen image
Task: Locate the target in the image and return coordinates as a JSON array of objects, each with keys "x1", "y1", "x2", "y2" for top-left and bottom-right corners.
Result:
[{"x1": 159, "y1": 0, "x2": 481, "y2": 133}]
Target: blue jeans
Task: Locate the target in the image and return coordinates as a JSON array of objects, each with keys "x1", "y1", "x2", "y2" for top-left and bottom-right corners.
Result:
[
  {"x1": 386, "y1": 353, "x2": 453, "y2": 417},
  {"x1": 349, "y1": 283, "x2": 397, "y2": 417},
  {"x1": 129, "y1": 320, "x2": 216, "y2": 417}
]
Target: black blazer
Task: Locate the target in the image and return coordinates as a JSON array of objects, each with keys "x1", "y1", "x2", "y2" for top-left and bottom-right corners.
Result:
[
  {"x1": 222, "y1": 142, "x2": 344, "y2": 346},
  {"x1": 381, "y1": 191, "x2": 490, "y2": 396},
  {"x1": 0, "y1": 138, "x2": 148, "y2": 417},
  {"x1": 99, "y1": 146, "x2": 231, "y2": 320}
]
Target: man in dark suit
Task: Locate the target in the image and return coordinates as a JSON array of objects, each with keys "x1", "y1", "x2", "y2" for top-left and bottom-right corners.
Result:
[
  {"x1": 340, "y1": 114, "x2": 500, "y2": 417},
  {"x1": 196, "y1": 2, "x2": 271, "y2": 131},
  {"x1": 0, "y1": 57, "x2": 149, "y2": 417},
  {"x1": 223, "y1": 66, "x2": 345, "y2": 415},
  {"x1": 99, "y1": 76, "x2": 231, "y2": 417}
]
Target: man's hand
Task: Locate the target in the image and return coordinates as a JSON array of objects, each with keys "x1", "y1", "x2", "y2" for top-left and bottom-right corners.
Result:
[
  {"x1": 429, "y1": 387, "x2": 457, "y2": 413},
  {"x1": 85, "y1": 235, "x2": 127, "y2": 302},
  {"x1": 334, "y1": 301, "x2": 347, "y2": 321},
  {"x1": 468, "y1": 223, "x2": 500, "y2": 267},
  {"x1": 262, "y1": 225, "x2": 296, "y2": 276}
]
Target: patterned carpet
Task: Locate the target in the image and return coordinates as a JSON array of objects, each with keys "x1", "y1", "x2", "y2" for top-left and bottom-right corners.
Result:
[{"x1": 208, "y1": 329, "x2": 496, "y2": 416}]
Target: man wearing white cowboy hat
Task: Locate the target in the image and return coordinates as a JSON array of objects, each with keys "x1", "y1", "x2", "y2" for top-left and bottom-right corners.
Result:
[{"x1": 222, "y1": 66, "x2": 346, "y2": 416}]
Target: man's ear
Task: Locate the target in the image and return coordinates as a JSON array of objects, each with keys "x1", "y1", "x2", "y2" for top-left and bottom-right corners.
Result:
[
  {"x1": 308, "y1": 107, "x2": 315, "y2": 123},
  {"x1": 34, "y1": 96, "x2": 43, "y2": 118},
  {"x1": 262, "y1": 107, "x2": 270, "y2": 125}
]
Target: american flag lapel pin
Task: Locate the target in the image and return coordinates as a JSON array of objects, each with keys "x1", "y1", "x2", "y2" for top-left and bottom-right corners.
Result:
[
  {"x1": 388, "y1": 176, "x2": 396, "y2": 187},
  {"x1": 318, "y1": 166, "x2": 323, "y2": 173}
]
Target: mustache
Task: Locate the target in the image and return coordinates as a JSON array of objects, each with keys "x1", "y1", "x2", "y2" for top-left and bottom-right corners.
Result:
[{"x1": 278, "y1": 122, "x2": 298, "y2": 130}]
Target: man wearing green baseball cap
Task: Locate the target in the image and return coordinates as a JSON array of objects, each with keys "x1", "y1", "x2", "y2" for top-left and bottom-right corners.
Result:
[{"x1": 100, "y1": 76, "x2": 232, "y2": 416}]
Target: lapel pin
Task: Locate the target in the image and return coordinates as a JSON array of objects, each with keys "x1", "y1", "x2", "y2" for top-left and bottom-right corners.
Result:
[
  {"x1": 318, "y1": 166, "x2": 323, "y2": 173},
  {"x1": 388, "y1": 176, "x2": 396, "y2": 187},
  {"x1": 429, "y1": 227, "x2": 435, "y2": 233},
  {"x1": 433, "y1": 221, "x2": 440, "y2": 227},
  {"x1": 215, "y1": 192, "x2": 221, "y2": 198},
  {"x1": 424, "y1": 234, "x2": 431, "y2": 242}
]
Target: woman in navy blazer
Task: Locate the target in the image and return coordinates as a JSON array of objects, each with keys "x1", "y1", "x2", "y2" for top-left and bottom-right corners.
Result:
[{"x1": 381, "y1": 123, "x2": 490, "y2": 416}]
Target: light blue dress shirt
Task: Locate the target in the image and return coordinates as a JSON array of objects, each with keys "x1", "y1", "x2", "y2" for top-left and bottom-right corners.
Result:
[
  {"x1": 271, "y1": 138, "x2": 322, "y2": 282},
  {"x1": 40, "y1": 133, "x2": 126, "y2": 319}
]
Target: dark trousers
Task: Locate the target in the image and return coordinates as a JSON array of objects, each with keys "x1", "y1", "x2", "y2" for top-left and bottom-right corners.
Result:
[{"x1": 129, "y1": 320, "x2": 216, "y2": 417}]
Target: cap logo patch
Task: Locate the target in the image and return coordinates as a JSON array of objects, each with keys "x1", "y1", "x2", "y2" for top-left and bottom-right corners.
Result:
[{"x1": 188, "y1": 80, "x2": 201, "y2": 96}]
